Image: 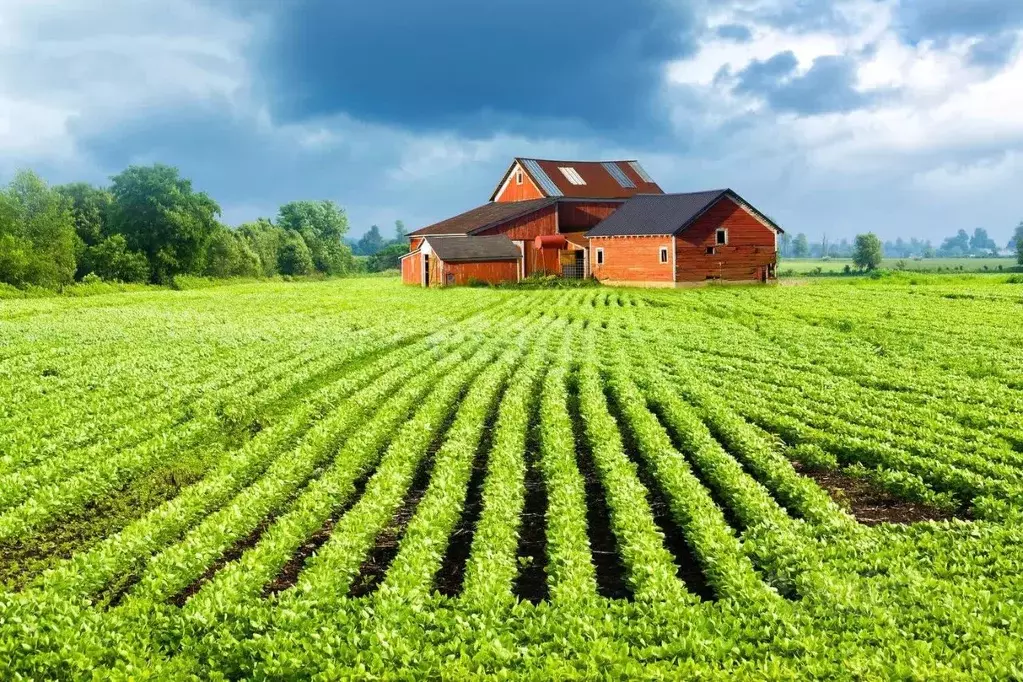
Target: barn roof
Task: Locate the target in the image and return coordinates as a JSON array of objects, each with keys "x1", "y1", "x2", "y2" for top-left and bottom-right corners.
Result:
[
  {"x1": 409, "y1": 198, "x2": 555, "y2": 237},
  {"x1": 585, "y1": 190, "x2": 784, "y2": 237},
  {"x1": 425, "y1": 235, "x2": 522, "y2": 262},
  {"x1": 490, "y1": 158, "x2": 664, "y2": 201}
]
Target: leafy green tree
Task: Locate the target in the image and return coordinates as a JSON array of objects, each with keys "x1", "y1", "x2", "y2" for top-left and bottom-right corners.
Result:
[
  {"x1": 55, "y1": 182, "x2": 112, "y2": 248},
  {"x1": 969, "y1": 227, "x2": 997, "y2": 254},
  {"x1": 923, "y1": 244, "x2": 936, "y2": 259},
  {"x1": 277, "y1": 200, "x2": 352, "y2": 274},
  {"x1": 107, "y1": 164, "x2": 221, "y2": 282},
  {"x1": 394, "y1": 220, "x2": 408, "y2": 242},
  {"x1": 939, "y1": 229, "x2": 970, "y2": 257},
  {"x1": 80, "y1": 234, "x2": 150, "y2": 282},
  {"x1": 1014, "y1": 222, "x2": 1023, "y2": 265},
  {"x1": 367, "y1": 242, "x2": 408, "y2": 272},
  {"x1": 778, "y1": 233, "x2": 792, "y2": 257},
  {"x1": 357, "y1": 225, "x2": 385, "y2": 256},
  {"x1": 0, "y1": 170, "x2": 78, "y2": 288},
  {"x1": 205, "y1": 226, "x2": 261, "y2": 279},
  {"x1": 853, "y1": 233, "x2": 884, "y2": 270},
  {"x1": 793, "y1": 233, "x2": 810, "y2": 258},
  {"x1": 238, "y1": 218, "x2": 284, "y2": 277},
  {"x1": 278, "y1": 230, "x2": 314, "y2": 276}
]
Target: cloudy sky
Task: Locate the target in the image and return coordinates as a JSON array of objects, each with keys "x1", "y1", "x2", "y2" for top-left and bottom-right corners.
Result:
[{"x1": 2, "y1": 0, "x2": 1022, "y2": 243}]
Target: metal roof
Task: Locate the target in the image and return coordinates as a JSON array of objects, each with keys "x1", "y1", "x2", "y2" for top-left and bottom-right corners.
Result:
[
  {"x1": 425, "y1": 235, "x2": 522, "y2": 262},
  {"x1": 409, "y1": 198, "x2": 556, "y2": 237},
  {"x1": 489, "y1": 158, "x2": 663, "y2": 201},
  {"x1": 585, "y1": 190, "x2": 784, "y2": 238}
]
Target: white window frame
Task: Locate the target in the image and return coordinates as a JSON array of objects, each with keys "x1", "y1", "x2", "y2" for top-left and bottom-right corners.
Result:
[
  {"x1": 716, "y1": 228, "x2": 728, "y2": 246},
  {"x1": 596, "y1": 248, "x2": 605, "y2": 265},
  {"x1": 558, "y1": 167, "x2": 586, "y2": 186},
  {"x1": 659, "y1": 246, "x2": 668, "y2": 264},
  {"x1": 516, "y1": 170, "x2": 523, "y2": 185}
]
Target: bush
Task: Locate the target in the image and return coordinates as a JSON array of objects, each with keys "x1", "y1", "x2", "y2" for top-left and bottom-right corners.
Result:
[
  {"x1": 205, "y1": 228, "x2": 262, "y2": 279},
  {"x1": 278, "y1": 231, "x2": 315, "y2": 276},
  {"x1": 499, "y1": 273, "x2": 602, "y2": 289},
  {"x1": 80, "y1": 234, "x2": 150, "y2": 282}
]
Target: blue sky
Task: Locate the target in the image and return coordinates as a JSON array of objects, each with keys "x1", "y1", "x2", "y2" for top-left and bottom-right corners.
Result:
[{"x1": 2, "y1": 0, "x2": 1022, "y2": 243}]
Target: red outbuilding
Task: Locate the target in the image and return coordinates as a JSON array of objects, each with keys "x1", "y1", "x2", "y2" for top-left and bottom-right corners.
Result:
[
  {"x1": 401, "y1": 158, "x2": 782, "y2": 287},
  {"x1": 587, "y1": 190, "x2": 783, "y2": 285}
]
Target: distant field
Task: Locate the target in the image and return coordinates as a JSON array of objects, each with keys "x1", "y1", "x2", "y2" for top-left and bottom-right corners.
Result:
[
  {"x1": 2, "y1": 276, "x2": 1023, "y2": 678},
  {"x1": 780, "y1": 256, "x2": 1019, "y2": 275}
]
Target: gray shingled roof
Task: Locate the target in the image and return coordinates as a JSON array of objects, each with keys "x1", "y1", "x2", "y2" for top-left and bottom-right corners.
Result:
[
  {"x1": 409, "y1": 198, "x2": 555, "y2": 237},
  {"x1": 426, "y1": 235, "x2": 522, "y2": 263},
  {"x1": 585, "y1": 191, "x2": 729, "y2": 237}
]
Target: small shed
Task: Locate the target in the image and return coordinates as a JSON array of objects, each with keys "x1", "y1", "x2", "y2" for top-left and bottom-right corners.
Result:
[{"x1": 401, "y1": 235, "x2": 522, "y2": 287}]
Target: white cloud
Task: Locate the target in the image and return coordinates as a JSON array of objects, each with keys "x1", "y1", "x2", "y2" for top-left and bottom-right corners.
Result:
[
  {"x1": 0, "y1": 0, "x2": 251, "y2": 172},
  {"x1": 655, "y1": 0, "x2": 1023, "y2": 239}
]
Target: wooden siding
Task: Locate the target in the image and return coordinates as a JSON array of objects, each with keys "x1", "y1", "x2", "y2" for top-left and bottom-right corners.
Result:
[
  {"x1": 437, "y1": 259, "x2": 519, "y2": 286},
  {"x1": 558, "y1": 201, "x2": 622, "y2": 231},
  {"x1": 477, "y1": 205, "x2": 557, "y2": 240},
  {"x1": 523, "y1": 243, "x2": 561, "y2": 276},
  {"x1": 409, "y1": 237, "x2": 425, "y2": 252},
  {"x1": 495, "y1": 164, "x2": 544, "y2": 202},
  {"x1": 589, "y1": 236, "x2": 674, "y2": 283},
  {"x1": 675, "y1": 197, "x2": 778, "y2": 283},
  {"x1": 400, "y1": 252, "x2": 422, "y2": 285}
]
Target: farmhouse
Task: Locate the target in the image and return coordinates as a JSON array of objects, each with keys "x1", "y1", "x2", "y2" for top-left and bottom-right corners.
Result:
[{"x1": 401, "y1": 158, "x2": 782, "y2": 286}]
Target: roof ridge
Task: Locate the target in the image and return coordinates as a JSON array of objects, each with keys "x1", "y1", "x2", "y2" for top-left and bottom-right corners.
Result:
[{"x1": 517, "y1": 157, "x2": 640, "y2": 164}]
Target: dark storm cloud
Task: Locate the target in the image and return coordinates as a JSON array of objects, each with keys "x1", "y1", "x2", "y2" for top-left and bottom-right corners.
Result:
[
  {"x1": 735, "y1": 52, "x2": 879, "y2": 115},
  {"x1": 246, "y1": 0, "x2": 699, "y2": 135}
]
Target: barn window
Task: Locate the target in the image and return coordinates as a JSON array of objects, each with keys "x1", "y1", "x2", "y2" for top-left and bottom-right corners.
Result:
[
  {"x1": 659, "y1": 247, "x2": 668, "y2": 263},
  {"x1": 558, "y1": 167, "x2": 587, "y2": 185},
  {"x1": 716, "y1": 228, "x2": 728, "y2": 245},
  {"x1": 706, "y1": 246, "x2": 716, "y2": 255},
  {"x1": 516, "y1": 170, "x2": 523, "y2": 185},
  {"x1": 596, "y1": 248, "x2": 605, "y2": 265}
]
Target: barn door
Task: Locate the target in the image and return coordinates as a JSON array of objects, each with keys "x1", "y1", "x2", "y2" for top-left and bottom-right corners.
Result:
[{"x1": 423, "y1": 254, "x2": 430, "y2": 287}]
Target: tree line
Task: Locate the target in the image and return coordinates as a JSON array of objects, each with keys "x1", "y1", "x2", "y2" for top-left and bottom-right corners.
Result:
[
  {"x1": 0, "y1": 165, "x2": 411, "y2": 290},
  {"x1": 780, "y1": 225, "x2": 1023, "y2": 263}
]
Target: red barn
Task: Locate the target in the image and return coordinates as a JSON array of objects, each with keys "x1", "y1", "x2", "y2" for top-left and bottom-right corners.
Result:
[
  {"x1": 401, "y1": 158, "x2": 782, "y2": 286},
  {"x1": 587, "y1": 191, "x2": 783, "y2": 285}
]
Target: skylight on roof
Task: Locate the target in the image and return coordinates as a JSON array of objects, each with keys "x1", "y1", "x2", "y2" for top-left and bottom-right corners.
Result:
[
  {"x1": 628, "y1": 161, "x2": 654, "y2": 184},
  {"x1": 558, "y1": 167, "x2": 586, "y2": 186},
  {"x1": 602, "y1": 162, "x2": 636, "y2": 189}
]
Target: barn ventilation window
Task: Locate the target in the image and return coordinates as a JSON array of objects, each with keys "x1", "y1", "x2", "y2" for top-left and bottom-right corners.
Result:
[
  {"x1": 706, "y1": 246, "x2": 716, "y2": 255},
  {"x1": 558, "y1": 167, "x2": 586, "y2": 185},
  {"x1": 516, "y1": 170, "x2": 523, "y2": 185},
  {"x1": 716, "y1": 228, "x2": 728, "y2": 245},
  {"x1": 596, "y1": 248, "x2": 605, "y2": 265},
  {"x1": 659, "y1": 247, "x2": 668, "y2": 263}
]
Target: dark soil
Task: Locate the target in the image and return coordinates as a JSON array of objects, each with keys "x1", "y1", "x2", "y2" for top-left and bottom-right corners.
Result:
[
  {"x1": 434, "y1": 403, "x2": 501, "y2": 596},
  {"x1": 348, "y1": 459, "x2": 434, "y2": 598},
  {"x1": 348, "y1": 381, "x2": 469, "y2": 598},
  {"x1": 262, "y1": 464, "x2": 377, "y2": 597},
  {"x1": 171, "y1": 515, "x2": 278, "y2": 607},
  {"x1": 513, "y1": 393, "x2": 550, "y2": 604},
  {"x1": 0, "y1": 447, "x2": 214, "y2": 591},
  {"x1": 646, "y1": 401, "x2": 747, "y2": 534},
  {"x1": 100, "y1": 572, "x2": 141, "y2": 609},
  {"x1": 791, "y1": 461, "x2": 964, "y2": 525},
  {"x1": 601, "y1": 385, "x2": 715, "y2": 601},
  {"x1": 567, "y1": 375, "x2": 631, "y2": 600},
  {"x1": 262, "y1": 517, "x2": 338, "y2": 597}
]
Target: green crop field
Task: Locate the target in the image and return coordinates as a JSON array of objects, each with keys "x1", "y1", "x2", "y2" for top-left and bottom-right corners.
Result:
[
  {"x1": 779, "y1": 256, "x2": 1019, "y2": 275},
  {"x1": 2, "y1": 276, "x2": 1022, "y2": 679}
]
